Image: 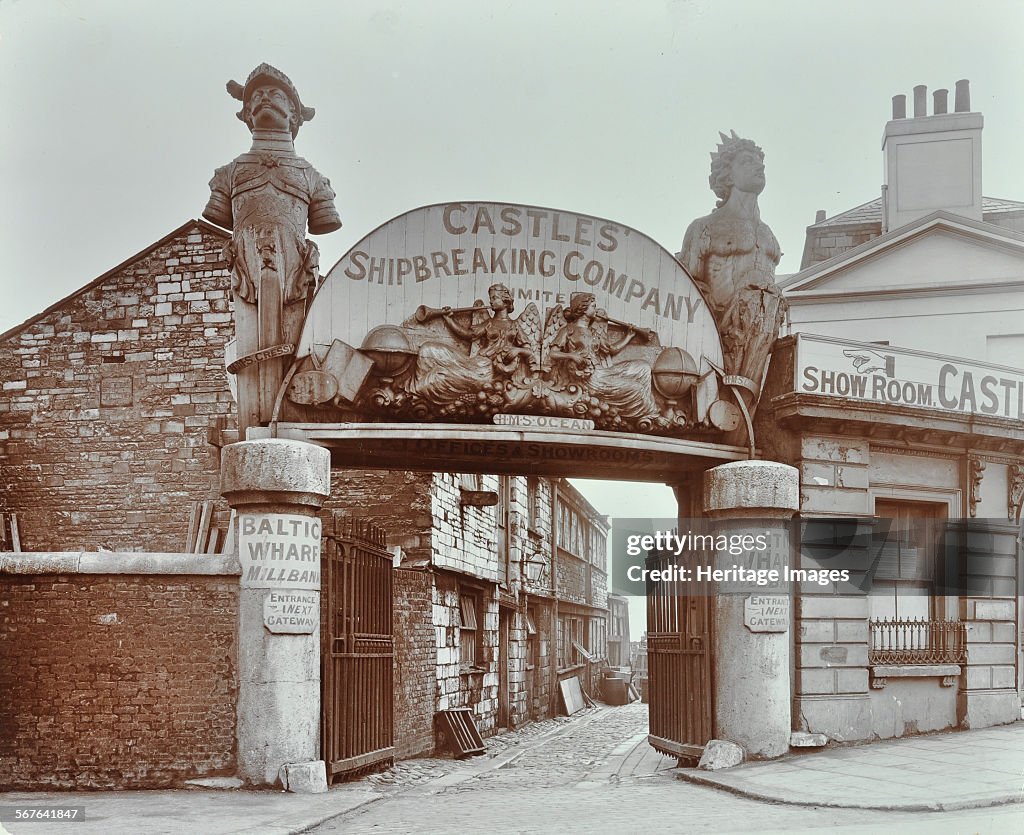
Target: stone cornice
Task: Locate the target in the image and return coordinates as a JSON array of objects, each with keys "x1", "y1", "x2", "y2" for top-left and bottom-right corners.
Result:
[
  {"x1": 786, "y1": 277, "x2": 1024, "y2": 305},
  {"x1": 0, "y1": 551, "x2": 240, "y2": 576},
  {"x1": 769, "y1": 392, "x2": 1024, "y2": 456}
]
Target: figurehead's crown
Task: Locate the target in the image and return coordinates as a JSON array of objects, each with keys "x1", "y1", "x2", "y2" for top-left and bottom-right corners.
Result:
[
  {"x1": 226, "y1": 63, "x2": 316, "y2": 137},
  {"x1": 708, "y1": 129, "x2": 763, "y2": 205}
]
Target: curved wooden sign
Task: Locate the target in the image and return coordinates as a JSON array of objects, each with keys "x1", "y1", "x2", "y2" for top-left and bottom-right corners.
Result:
[{"x1": 293, "y1": 202, "x2": 727, "y2": 437}]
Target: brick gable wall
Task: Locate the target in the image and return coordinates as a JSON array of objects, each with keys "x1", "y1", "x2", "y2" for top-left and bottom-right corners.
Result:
[{"x1": 0, "y1": 222, "x2": 235, "y2": 552}]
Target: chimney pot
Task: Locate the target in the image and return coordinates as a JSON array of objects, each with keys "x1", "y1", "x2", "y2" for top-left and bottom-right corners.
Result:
[
  {"x1": 933, "y1": 89, "x2": 948, "y2": 115},
  {"x1": 913, "y1": 85, "x2": 927, "y2": 117},
  {"x1": 955, "y1": 79, "x2": 971, "y2": 112},
  {"x1": 892, "y1": 95, "x2": 907, "y2": 119},
  {"x1": 815, "y1": 210, "x2": 827, "y2": 224}
]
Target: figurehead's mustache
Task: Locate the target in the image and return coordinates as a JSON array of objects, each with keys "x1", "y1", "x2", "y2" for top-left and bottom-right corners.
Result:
[{"x1": 253, "y1": 100, "x2": 289, "y2": 119}]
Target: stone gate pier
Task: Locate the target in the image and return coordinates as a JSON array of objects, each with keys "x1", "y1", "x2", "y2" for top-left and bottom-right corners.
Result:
[
  {"x1": 704, "y1": 460, "x2": 800, "y2": 759},
  {"x1": 220, "y1": 437, "x2": 330, "y2": 786}
]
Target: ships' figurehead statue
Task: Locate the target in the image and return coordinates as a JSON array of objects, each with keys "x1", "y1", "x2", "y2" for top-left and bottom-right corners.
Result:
[
  {"x1": 203, "y1": 64, "x2": 341, "y2": 435},
  {"x1": 677, "y1": 131, "x2": 787, "y2": 420}
]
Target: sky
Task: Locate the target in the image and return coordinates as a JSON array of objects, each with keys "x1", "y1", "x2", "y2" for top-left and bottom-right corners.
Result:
[{"x1": 3, "y1": 0, "x2": 1024, "y2": 631}]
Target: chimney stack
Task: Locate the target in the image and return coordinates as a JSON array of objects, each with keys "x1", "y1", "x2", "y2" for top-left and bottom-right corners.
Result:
[
  {"x1": 881, "y1": 78, "x2": 982, "y2": 231},
  {"x1": 955, "y1": 79, "x2": 971, "y2": 112},
  {"x1": 913, "y1": 85, "x2": 927, "y2": 117}
]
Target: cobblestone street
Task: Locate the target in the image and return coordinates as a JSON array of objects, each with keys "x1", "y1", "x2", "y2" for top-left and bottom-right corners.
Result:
[{"x1": 310, "y1": 704, "x2": 1024, "y2": 834}]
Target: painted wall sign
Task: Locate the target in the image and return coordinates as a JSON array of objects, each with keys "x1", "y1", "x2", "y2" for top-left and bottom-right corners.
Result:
[
  {"x1": 303, "y1": 203, "x2": 720, "y2": 358},
  {"x1": 285, "y1": 202, "x2": 736, "y2": 438},
  {"x1": 796, "y1": 333, "x2": 1024, "y2": 420},
  {"x1": 493, "y1": 413, "x2": 595, "y2": 431},
  {"x1": 744, "y1": 594, "x2": 790, "y2": 632},
  {"x1": 263, "y1": 590, "x2": 319, "y2": 634},
  {"x1": 238, "y1": 512, "x2": 322, "y2": 589}
]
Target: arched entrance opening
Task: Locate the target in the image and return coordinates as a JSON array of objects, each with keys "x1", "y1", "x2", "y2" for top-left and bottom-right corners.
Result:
[{"x1": 252, "y1": 423, "x2": 743, "y2": 776}]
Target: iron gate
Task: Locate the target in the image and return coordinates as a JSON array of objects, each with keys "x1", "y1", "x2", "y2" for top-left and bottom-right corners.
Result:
[
  {"x1": 646, "y1": 549, "x2": 713, "y2": 760},
  {"x1": 321, "y1": 515, "x2": 394, "y2": 781}
]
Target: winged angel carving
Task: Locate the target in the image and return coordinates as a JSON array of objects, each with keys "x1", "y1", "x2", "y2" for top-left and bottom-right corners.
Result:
[
  {"x1": 411, "y1": 283, "x2": 541, "y2": 417},
  {"x1": 540, "y1": 293, "x2": 661, "y2": 427}
]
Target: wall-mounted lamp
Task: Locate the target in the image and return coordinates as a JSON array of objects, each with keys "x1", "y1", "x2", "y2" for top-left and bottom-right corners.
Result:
[{"x1": 522, "y1": 556, "x2": 547, "y2": 584}]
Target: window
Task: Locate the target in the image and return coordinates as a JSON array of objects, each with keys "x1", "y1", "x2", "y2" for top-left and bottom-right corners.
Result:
[
  {"x1": 589, "y1": 617, "x2": 607, "y2": 661},
  {"x1": 556, "y1": 499, "x2": 607, "y2": 568},
  {"x1": 869, "y1": 500, "x2": 944, "y2": 621},
  {"x1": 557, "y1": 615, "x2": 583, "y2": 669},
  {"x1": 591, "y1": 527, "x2": 607, "y2": 571},
  {"x1": 459, "y1": 593, "x2": 482, "y2": 669},
  {"x1": 867, "y1": 499, "x2": 964, "y2": 666},
  {"x1": 459, "y1": 473, "x2": 481, "y2": 490},
  {"x1": 526, "y1": 608, "x2": 538, "y2": 670}
]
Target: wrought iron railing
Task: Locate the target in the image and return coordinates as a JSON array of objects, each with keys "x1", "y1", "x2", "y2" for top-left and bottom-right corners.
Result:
[{"x1": 868, "y1": 618, "x2": 967, "y2": 665}]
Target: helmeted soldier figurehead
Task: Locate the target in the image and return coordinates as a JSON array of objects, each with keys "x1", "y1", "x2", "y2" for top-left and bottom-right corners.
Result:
[{"x1": 226, "y1": 63, "x2": 317, "y2": 139}]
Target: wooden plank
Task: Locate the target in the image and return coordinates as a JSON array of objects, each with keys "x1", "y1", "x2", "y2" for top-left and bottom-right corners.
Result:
[
  {"x1": 195, "y1": 501, "x2": 213, "y2": 553},
  {"x1": 185, "y1": 502, "x2": 200, "y2": 553},
  {"x1": 559, "y1": 676, "x2": 585, "y2": 715},
  {"x1": 328, "y1": 746, "x2": 395, "y2": 776},
  {"x1": 9, "y1": 514, "x2": 21, "y2": 553},
  {"x1": 0, "y1": 513, "x2": 7, "y2": 550},
  {"x1": 205, "y1": 527, "x2": 220, "y2": 554},
  {"x1": 221, "y1": 509, "x2": 237, "y2": 554}
]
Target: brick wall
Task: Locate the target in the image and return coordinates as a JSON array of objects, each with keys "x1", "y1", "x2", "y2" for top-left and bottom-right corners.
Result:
[
  {"x1": 0, "y1": 221, "x2": 234, "y2": 552},
  {"x1": 326, "y1": 470, "x2": 434, "y2": 562},
  {"x1": 392, "y1": 567, "x2": 435, "y2": 759},
  {"x1": 0, "y1": 573, "x2": 237, "y2": 789},
  {"x1": 800, "y1": 221, "x2": 882, "y2": 269}
]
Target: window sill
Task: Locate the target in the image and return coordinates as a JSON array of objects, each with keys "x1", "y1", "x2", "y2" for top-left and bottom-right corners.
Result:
[{"x1": 869, "y1": 663, "x2": 961, "y2": 689}]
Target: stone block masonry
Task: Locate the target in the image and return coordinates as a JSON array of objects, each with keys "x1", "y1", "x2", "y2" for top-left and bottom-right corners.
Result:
[
  {"x1": 0, "y1": 220, "x2": 235, "y2": 552},
  {"x1": 0, "y1": 567, "x2": 238, "y2": 790}
]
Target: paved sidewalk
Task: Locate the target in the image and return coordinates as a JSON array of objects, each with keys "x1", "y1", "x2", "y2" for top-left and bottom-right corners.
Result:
[
  {"x1": 0, "y1": 783, "x2": 380, "y2": 835},
  {"x1": 678, "y1": 721, "x2": 1024, "y2": 812}
]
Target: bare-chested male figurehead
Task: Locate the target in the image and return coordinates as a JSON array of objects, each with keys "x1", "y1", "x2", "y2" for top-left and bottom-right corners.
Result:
[{"x1": 678, "y1": 131, "x2": 787, "y2": 397}]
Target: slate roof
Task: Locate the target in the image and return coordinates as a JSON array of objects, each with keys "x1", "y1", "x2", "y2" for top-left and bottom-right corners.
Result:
[{"x1": 811, "y1": 196, "x2": 1024, "y2": 229}]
